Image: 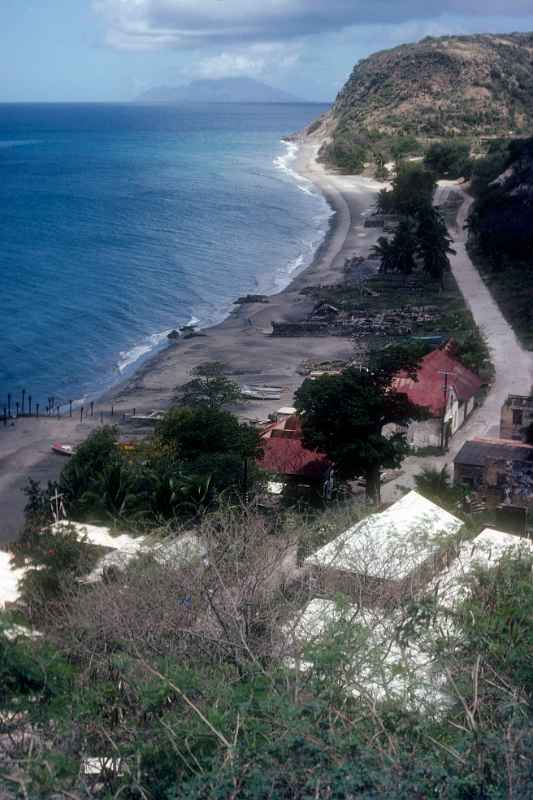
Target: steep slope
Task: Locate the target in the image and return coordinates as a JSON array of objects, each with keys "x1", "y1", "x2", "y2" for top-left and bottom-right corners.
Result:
[
  {"x1": 313, "y1": 33, "x2": 533, "y2": 142},
  {"x1": 136, "y1": 78, "x2": 303, "y2": 104}
]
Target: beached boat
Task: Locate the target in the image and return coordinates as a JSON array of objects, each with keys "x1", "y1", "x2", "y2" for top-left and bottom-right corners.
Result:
[
  {"x1": 241, "y1": 385, "x2": 282, "y2": 400},
  {"x1": 52, "y1": 443, "x2": 74, "y2": 457}
]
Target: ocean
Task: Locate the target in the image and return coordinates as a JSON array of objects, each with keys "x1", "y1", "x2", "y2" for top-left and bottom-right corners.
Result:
[{"x1": 0, "y1": 102, "x2": 331, "y2": 408}]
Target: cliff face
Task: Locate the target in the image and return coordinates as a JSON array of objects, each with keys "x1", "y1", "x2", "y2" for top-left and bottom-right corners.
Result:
[{"x1": 319, "y1": 33, "x2": 533, "y2": 139}]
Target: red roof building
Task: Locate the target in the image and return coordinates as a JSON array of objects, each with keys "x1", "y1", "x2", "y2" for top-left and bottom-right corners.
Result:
[
  {"x1": 258, "y1": 413, "x2": 331, "y2": 481},
  {"x1": 392, "y1": 347, "x2": 483, "y2": 418}
]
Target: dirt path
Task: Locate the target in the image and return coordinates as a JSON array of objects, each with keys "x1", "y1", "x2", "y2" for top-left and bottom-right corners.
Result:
[{"x1": 383, "y1": 187, "x2": 533, "y2": 502}]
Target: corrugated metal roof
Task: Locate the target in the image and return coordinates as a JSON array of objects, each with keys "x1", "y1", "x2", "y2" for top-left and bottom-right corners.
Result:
[
  {"x1": 454, "y1": 437, "x2": 533, "y2": 467},
  {"x1": 258, "y1": 437, "x2": 331, "y2": 480},
  {"x1": 305, "y1": 490, "x2": 463, "y2": 579},
  {"x1": 392, "y1": 348, "x2": 482, "y2": 417}
]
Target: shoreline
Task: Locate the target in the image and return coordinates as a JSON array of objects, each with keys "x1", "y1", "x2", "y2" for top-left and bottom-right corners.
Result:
[{"x1": 0, "y1": 137, "x2": 383, "y2": 542}]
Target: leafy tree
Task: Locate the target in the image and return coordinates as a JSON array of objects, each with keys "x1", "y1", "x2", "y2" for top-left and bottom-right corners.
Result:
[
  {"x1": 180, "y1": 361, "x2": 242, "y2": 409},
  {"x1": 294, "y1": 351, "x2": 428, "y2": 502},
  {"x1": 424, "y1": 140, "x2": 472, "y2": 179},
  {"x1": 156, "y1": 407, "x2": 263, "y2": 498},
  {"x1": 391, "y1": 163, "x2": 437, "y2": 215},
  {"x1": 416, "y1": 207, "x2": 456, "y2": 286}
]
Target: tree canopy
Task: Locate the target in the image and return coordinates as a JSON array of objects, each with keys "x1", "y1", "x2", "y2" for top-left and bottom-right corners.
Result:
[
  {"x1": 295, "y1": 351, "x2": 427, "y2": 502},
  {"x1": 179, "y1": 361, "x2": 242, "y2": 409}
]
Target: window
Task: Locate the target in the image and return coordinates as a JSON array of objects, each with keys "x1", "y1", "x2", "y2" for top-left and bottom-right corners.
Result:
[{"x1": 513, "y1": 409, "x2": 523, "y2": 426}]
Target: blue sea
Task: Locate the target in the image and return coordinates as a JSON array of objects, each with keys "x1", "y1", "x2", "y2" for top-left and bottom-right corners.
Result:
[{"x1": 0, "y1": 103, "x2": 331, "y2": 407}]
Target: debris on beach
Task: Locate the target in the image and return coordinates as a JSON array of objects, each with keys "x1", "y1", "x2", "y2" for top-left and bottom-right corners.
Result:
[{"x1": 234, "y1": 294, "x2": 269, "y2": 305}]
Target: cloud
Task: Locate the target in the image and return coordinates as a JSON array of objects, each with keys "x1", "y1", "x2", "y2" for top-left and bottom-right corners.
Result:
[
  {"x1": 93, "y1": 0, "x2": 533, "y2": 51},
  {"x1": 184, "y1": 43, "x2": 302, "y2": 80}
]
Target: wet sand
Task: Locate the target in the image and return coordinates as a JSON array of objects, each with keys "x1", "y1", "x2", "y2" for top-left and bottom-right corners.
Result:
[{"x1": 0, "y1": 138, "x2": 383, "y2": 542}]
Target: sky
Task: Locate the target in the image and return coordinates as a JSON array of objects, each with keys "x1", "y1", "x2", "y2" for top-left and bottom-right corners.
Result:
[{"x1": 1, "y1": 1, "x2": 533, "y2": 102}]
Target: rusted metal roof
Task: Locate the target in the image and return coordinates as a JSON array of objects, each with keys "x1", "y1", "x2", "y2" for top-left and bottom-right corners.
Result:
[{"x1": 392, "y1": 348, "x2": 483, "y2": 417}]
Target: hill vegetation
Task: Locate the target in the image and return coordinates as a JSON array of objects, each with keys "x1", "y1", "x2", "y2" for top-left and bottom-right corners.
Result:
[{"x1": 311, "y1": 32, "x2": 533, "y2": 173}]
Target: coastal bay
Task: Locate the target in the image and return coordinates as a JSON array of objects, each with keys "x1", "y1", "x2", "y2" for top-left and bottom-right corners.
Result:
[{"x1": 0, "y1": 138, "x2": 384, "y2": 541}]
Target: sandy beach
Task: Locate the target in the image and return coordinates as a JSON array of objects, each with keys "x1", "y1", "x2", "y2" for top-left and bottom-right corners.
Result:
[{"x1": 0, "y1": 137, "x2": 383, "y2": 542}]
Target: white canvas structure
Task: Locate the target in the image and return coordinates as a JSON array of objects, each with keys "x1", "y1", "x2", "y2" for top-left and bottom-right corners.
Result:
[
  {"x1": 0, "y1": 551, "x2": 27, "y2": 608},
  {"x1": 287, "y1": 598, "x2": 444, "y2": 708},
  {"x1": 430, "y1": 528, "x2": 533, "y2": 609},
  {"x1": 305, "y1": 491, "x2": 463, "y2": 582},
  {"x1": 83, "y1": 531, "x2": 207, "y2": 584},
  {"x1": 53, "y1": 521, "x2": 145, "y2": 554}
]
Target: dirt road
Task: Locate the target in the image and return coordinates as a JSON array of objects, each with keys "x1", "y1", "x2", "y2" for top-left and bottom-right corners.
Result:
[{"x1": 383, "y1": 187, "x2": 533, "y2": 502}]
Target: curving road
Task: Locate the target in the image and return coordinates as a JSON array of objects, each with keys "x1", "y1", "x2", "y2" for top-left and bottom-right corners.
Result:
[{"x1": 383, "y1": 186, "x2": 533, "y2": 502}]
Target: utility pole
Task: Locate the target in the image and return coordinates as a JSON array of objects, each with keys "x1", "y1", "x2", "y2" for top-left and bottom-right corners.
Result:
[{"x1": 438, "y1": 370, "x2": 454, "y2": 450}]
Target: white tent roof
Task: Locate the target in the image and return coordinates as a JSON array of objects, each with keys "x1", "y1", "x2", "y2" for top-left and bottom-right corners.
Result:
[
  {"x1": 0, "y1": 551, "x2": 27, "y2": 608},
  {"x1": 82, "y1": 532, "x2": 207, "y2": 584},
  {"x1": 286, "y1": 598, "x2": 444, "y2": 708},
  {"x1": 53, "y1": 521, "x2": 144, "y2": 554},
  {"x1": 430, "y1": 528, "x2": 533, "y2": 609},
  {"x1": 305, "y1": 491, "x2": 463, "y2": 580}
]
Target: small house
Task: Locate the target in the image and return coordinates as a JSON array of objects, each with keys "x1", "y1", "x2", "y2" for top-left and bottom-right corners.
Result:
[
  {"x1": 258, "y1": 413, "x2": 333, "y2": 497},
  {"x1": 392, "y1": 345, "x2": 483, "y2": 448},
  {"x1": 500, "y1": 393, "x2": 533, "y2": 441},
  {"x1": 304, "y1": 490, "x2": 463, "y2": 604},
  {"x1": 454, "y1": 437, "x2": 533, "y2": 507}
]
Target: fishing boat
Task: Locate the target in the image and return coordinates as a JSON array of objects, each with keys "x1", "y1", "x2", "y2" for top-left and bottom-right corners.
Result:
[
  {"x1": 240, "y1": 385, "x2": 282, "y2": 401},
  {"x1": 51, "y1": 443, "x2": 74, "y2": 457}
]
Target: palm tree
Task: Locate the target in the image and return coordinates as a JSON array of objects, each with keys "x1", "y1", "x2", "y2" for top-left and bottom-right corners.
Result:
[
  {"x1": 392, "y1": 220, "x2": 417, "y2": 277},
  {"x1": 371, "y1": 236, "x2": 396, "y2": 274},
  {"x1": 416, "y1": 208, "x2": 456, "y2": 287}
]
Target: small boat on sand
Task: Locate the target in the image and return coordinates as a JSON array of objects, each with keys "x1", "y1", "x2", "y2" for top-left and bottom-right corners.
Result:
[
  {"x1": 241, "y1": 385, "x2": 282, "y2": 401},
  {"x1": 52, "y1": 443, "x2": 74, "y2": 457}
]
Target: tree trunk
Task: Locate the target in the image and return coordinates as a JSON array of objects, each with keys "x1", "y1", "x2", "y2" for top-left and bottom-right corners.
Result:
[{"x1": 366, "y1": 464, "x2": 381, "y2": 507}]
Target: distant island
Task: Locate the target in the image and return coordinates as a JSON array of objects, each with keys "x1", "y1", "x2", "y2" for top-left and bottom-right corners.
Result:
[{"x1": 135, "y1": 77, "x2": 305, "y2": 104}]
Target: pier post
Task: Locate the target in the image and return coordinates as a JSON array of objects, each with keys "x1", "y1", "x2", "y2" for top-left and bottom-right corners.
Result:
[
  {"x1": 15, "y1": 402, "x2": 19, "y2": 417},
  {"x1": 36, "y1": 403, "x2": 39, "y2": 418},
  {"x1": 80, "y1": 407, "x2": 84, "y2": 423},
  {"x1": 133, "y1": 408, "x2": 136, "y2": 417},
  {"x1": 90, "y1": 401, "x2": 94, "y2": 417},
  {"x1": 111, "y1": 405, "x2": 114, "y2": 417},
  {"x1": 57, "y1": 406, "x2": 60, "y2": 419},
  {"x1": 7, "y1": 394, "x2": 11, "y2": 416},
  {"x1": 28, "y1": 396, "x2": 32, "y2": 417},
  {"x1": 69, "y1": 400, "x2": 72, "y2": 418}
]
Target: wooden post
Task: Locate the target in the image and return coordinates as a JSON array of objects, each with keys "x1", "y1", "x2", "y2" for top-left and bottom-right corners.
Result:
[
  {"x1": 69, "y1": 400, "x2": 72, "y2": 418},
  {"x1": 28, "y1": 396, "x2": 32, "y2": 417},
  {"x1": 80, "y1": 407, "x2": 84, "y2": 423},
  {"x1": 36, "y1": 403, "x2": 40, "y2": 418},
  {"x1": 133, "y1": 407, "x2": 136, "y2": 417},
  {"x1": 90, "y1": 401, "x2": 94, "y2": 417},
  {"x1": 15, "y1": 401, "x2": 19, "y2": 417},
  {"x1": 57, "y1": 406, "x2": 60, "y2": 419},
  {"x1": 7, "y1": 394, "x2": 11, "y2": 417},
  {"x1": 111, "y1": 404, "x2": 114, "y2": 417}
]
